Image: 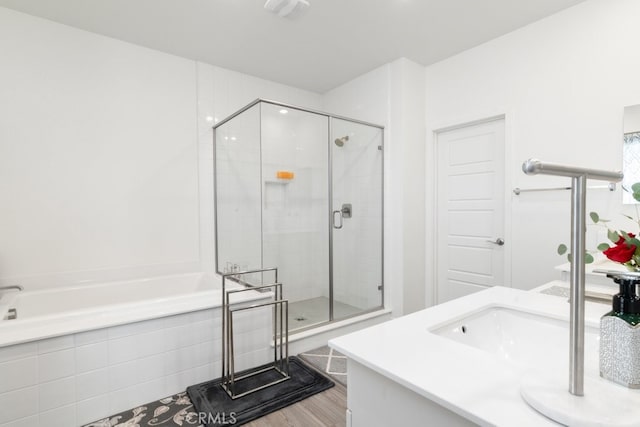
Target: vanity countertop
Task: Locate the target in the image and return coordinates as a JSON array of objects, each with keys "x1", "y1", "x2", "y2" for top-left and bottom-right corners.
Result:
[
  {"x1": 555, "y1": 258, "x2": 627, "y2": 287},
  {"x1": 329, "y1": 286, "x2": 627, "y2": 427}
]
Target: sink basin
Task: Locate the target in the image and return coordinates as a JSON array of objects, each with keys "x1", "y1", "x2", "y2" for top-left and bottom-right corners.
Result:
[
  {"x1": 431, "y1": 306, "x2": 640, "y2": 427},
  {"x1": 431, "y1": 306, "x2": 600, "y2": 374}
]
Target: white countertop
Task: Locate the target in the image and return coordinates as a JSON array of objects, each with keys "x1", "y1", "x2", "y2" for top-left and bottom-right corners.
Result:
[
  {"x1": 329, "y1": 286, "x2": 626, "y2": 427},
  {"x1": 555, "y1": 258, "x2": 628, "y2": 287}
]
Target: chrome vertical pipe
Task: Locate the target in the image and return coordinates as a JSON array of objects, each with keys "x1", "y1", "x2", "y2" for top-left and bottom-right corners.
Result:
[
  {"x1": 328, "y1": 117, "x2": 334, "y2": 322},
  {"x1": 569, "y1": 174, "x2": 586, "y2": 396},
  {"x1": 522, "y1": 159, "x2": 622, "y2": 398}
]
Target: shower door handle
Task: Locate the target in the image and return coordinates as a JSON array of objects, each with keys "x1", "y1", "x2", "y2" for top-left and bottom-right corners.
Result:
[{"x1": 333, "y1": 210, "x2": 343, "y2": 229}]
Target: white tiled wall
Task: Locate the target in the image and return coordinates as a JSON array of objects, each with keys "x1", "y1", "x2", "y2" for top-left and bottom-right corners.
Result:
[
  {"x1": 261, "y1": 106, "x2": 330, "y2": 303},
  {"x1": 0, "y1": 7, "x2": 200, "y2": 288},
  {"x1": 0, "y1": 303, "x2": 272, "y2": 427},
  {"x1": 0, "y1": 6, "x2": 391, "y2": 312},
  {"x1": 196, "y1": 62, "x2": 323, "y2": 276},
  {"x1": 215, "y1": 104, "x2": 263, "y2": 275}
]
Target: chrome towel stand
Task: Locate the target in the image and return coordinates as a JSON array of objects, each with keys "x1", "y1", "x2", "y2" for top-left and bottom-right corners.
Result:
[
  {"x1": 513, "y1": 182, "x2": 616, "y2": 195},
  {"x1": 522, "y1": 158, "x2": 623, "y2": 396},
  {"x1": 221, "y1": 267, "x2": 290, "y2": 399}
]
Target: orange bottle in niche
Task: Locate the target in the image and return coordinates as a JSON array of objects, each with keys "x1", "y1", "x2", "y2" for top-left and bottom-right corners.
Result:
[{"x1": 276, "y1": 171, "x2": 294, "y2": 180}]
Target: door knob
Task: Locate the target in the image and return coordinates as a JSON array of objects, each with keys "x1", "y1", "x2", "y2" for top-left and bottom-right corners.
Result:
[{"x1": 487, "y1": 238, "x2": 505, "y2": 246}]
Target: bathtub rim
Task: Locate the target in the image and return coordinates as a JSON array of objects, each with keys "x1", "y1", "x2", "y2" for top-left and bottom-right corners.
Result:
[{"x1": 0, "y1": 285, "x2": 271, "y2": 348}]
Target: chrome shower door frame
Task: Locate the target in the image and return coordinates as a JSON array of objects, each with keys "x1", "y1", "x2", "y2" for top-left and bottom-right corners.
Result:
[{"x1": 213, "y1": 98, "x2": 385, "y2": 330}]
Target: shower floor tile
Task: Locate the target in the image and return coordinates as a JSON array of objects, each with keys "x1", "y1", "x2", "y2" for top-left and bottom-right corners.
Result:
[{"x1": 288, "y1": 297, "x2": 361, "y2": 330}]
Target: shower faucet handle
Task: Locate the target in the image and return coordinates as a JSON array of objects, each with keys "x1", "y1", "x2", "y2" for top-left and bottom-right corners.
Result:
[{"x1": 341, "y1": 203, "x2": 352, "y2": 218}]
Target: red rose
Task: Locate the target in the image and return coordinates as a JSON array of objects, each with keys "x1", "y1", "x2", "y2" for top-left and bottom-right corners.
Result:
[{"x1": 604, "y1": 236, "x2": 637, "y2": 263}]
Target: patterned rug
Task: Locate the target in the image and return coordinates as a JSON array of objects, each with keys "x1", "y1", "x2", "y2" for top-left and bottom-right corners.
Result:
[
  {"x1": 83, "y1": 391, "x2": 203, "y2": 426},
  {"x1": 297, "y1": 345, "x2": 347, "y2": 387}
]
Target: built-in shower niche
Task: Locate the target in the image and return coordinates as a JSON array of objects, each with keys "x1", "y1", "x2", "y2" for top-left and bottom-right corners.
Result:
[{"x1": 214, "y1": 99, "x2": 384, "y2": 332}]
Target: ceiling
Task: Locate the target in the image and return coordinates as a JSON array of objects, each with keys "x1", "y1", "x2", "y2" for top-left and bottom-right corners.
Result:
[{"x1": 0, "y1": 0, "x2": 587, "y2": 93}]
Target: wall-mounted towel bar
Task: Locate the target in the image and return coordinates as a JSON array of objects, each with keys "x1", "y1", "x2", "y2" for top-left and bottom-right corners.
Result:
[{"x1": 513, "y1": 182, "x2": 616, "y2": 195}]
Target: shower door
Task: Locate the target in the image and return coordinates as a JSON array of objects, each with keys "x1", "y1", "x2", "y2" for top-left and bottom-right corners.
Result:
[{"x1": 330, "y1": 118, "x2": 384, "y2": 318}]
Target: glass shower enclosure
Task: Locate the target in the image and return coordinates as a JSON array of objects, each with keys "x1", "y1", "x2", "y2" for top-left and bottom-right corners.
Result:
[{"x1": 214, "y1": 99, "x2": 383, "y2": 332}]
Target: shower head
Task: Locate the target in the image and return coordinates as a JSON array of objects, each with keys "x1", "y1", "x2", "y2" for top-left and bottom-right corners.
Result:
[{"x1": 334, "y1": 135, "x2": 349, "y2": 147}]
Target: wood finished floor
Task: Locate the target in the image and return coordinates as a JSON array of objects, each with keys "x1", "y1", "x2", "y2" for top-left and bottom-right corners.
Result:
[{"x1": 244, "y1": 382, "x2": 347, "y2": 427}]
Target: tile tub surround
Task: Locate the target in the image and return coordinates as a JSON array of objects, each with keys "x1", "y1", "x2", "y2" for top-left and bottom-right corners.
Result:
[
  {"x1": 329, "y1": 287, "x2": 632, "y2": 427},
  {"x1": 0, "y1": 299, "x2": 273, "y2": 426}
]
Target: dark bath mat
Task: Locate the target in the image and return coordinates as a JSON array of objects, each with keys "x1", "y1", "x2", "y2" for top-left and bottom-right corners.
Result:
[{"x1": 187, "y1": 356, "x2": 334, "y2": 426}]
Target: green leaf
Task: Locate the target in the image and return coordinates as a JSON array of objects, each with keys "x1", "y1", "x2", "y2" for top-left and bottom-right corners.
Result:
[
  {"x1": 557, "y1": 244, "x2": 568, "y2": 255},
  {"x1": 590, "y1": 212, "x2": 599, "y2": 223},
  {"x1": 608, "y1": 229, "x2": 620, "y2": 243},
  {"x1": 634, "y1": 192, "x2": 640, "y2": 202},
  {"x1": 631, "y1": 182, "x2": 640, "y2": 193},
  {"x1": 622, "y1": 214, "x2": 635, "y2": 221},
  {"x1": 597, "y1": 243, "x2": 611, "y2": 251},
  {"x1": 627, "y1": 237, "x2": 640, "y2": 247},
  {"x1": 585, "y1": 253, "x2": 594, "y2": 264},
  {"x1": 567, "y1": 253, "x2": 572, "y2": 263}
]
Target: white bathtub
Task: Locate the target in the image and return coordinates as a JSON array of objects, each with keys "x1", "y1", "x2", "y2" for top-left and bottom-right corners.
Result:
[
  {"x1": 0, "y1": 273, "x2": 273, "y2": 426},
  {"x1": 0, "y1": 272, "x2": 265, "y2": 347}
]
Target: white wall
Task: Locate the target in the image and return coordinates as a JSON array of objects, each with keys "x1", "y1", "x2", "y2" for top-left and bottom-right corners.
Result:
[
  {"x1": 424, "y1": 0, "x2": 640, "y2": 294},
  {"x1": 624, "y1": 105, "x2": 640, "y2": 134},
  {"x1": 0, "y1": 7, "x2": 324, "y2": 291},
  {"x1": 0, "y1": 7, "x2": 199, "y2": 289},
  {"x1": 389, "y1": 59, "x2": 427, "y2": 312},
  {"x1": 0, "y1": 5, "x2": 426, "y2": 319}
]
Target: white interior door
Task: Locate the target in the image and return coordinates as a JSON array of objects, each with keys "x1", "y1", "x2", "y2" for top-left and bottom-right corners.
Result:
[{"x1": 436, "y1": 118, "x2": 505, "y2": 303}]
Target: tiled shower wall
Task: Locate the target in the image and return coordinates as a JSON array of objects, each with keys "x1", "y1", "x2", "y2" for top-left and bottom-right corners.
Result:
[
  {"x1": 261, "y1": 108, "x2": 330, "y2": 304},
  {"x1": 197, "y1": 63, "x2": 324, "y2": 281},
  {"x1": 331, "y1": 122, "x2": 384, "y2": 310},
  {"x1": 212, "y1": 104, "x2": 331, "y2": 305},
  {"x1": 214, "y1": 105, "x2": 263, "y2": 276},
  {"x1": 0, "y1": 303, "x2": 271, "y2": 427}
]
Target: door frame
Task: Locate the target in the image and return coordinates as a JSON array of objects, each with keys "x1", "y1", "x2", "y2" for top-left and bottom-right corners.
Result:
[{"x1": 427, "y1": 112, "x2": 513, "y2": 305}]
